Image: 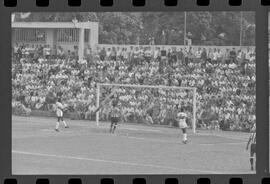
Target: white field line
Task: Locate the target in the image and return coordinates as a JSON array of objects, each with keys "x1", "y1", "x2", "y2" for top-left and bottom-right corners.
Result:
[
  {"x1": 196, "y1": 133, "x2": 248, "y2": 141},
  {"x1": 198, "y1": 142, "x2": 246, "y2": 146},
  {"x1": 126, "y1": 136, "x2": 246, "y2": 146},
  {"x1": 12, "y1": 150, "x2": 224, "y2": 174},
  {"x1": 119, "y1": 127, "x2": 161, "y2": 132},
  {"x1": 94, "y1": 125, "x2": 162, "y2": 132}
]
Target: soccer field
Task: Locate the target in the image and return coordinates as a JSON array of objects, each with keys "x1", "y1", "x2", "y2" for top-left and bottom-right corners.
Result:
[{"x1": 12, "y1": 115, "x2": 253, "y2": 174}]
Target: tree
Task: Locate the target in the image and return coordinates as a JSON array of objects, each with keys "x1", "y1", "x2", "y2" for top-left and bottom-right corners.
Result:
[{"x1": 13, "y1": 12, "x2": 255, "y2": 46}]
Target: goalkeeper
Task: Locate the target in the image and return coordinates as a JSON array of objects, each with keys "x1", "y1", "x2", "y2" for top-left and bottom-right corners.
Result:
[
  {"x1": 94, "y1": 88, "x2": 121, "y2": 134},
  {"x1": 109, "y1": 97, "x2": 121, "y2": 134}
]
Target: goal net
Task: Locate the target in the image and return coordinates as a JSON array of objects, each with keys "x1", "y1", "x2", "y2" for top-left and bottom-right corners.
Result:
[{"x1": 96, "y1": 83, "x2": 197, "y2": 133}]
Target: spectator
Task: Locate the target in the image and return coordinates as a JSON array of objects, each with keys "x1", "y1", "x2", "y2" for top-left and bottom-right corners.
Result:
[{"x1": 12, "y1": 43, "x2": 255, "y2": 131}]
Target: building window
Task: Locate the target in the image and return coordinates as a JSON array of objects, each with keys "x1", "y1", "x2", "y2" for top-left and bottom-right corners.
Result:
[
  {"x1": 57, "y1": 28, "x2": 79, "y2": 43},
  {"x1": 84, "y1": 29, "x2": 89, "y2": 43},
  {"x1": 14, "y1": 28, "x2": 46, "y2": 43}
]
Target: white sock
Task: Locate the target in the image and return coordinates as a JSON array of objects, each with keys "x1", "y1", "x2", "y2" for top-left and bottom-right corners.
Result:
[
  {"x1": 183, "y1": 133, "x2": 187, "y2": 141},
  {"x1": 56, "y1": 122, "x2": 59, "y2": 130},
  {"x1": 62, "y1": 121, "x2": 67, "y2": 127}
]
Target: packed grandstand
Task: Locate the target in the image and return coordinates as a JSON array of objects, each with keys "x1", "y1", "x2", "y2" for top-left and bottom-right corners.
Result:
[{"x1": 12, "y1": 44, "x2": 256, "y2": 132}]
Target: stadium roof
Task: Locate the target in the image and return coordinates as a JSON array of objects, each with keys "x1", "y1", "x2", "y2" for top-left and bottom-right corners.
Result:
[{"x1": 12, "y1": 21, "x2": 98, "y2": 29}]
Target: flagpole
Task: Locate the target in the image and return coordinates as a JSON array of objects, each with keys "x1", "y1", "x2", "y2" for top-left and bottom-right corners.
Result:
[
  {"x1": 240, "y1": 11, "x2": 243, "y2": 47},
  {"x1": 184, "y1": 11, "x2": 187, "y2": 45}
]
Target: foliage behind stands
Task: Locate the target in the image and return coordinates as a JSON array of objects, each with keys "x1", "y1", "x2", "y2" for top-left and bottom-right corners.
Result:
[{"x1": 14, "y1": 12, "x2": 255, "y2": 46}]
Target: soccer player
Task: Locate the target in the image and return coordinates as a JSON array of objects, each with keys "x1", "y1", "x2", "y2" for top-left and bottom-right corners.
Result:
[
  {"x1": 145, "y1": 102, "x2": 154, "y2": 124},
  {"x1": 177, "y1": 107, "x2": 188, "y2": 144},
  {"x1": 93, "y1": 89, "x2": 121, "y2": 134},
  {"x1": 109, "y1": 97, "x2": 121, "y2": 134},
  {"x1": 55, "y1": 98, "x2": 69, "y2": 132},
  {"x1": 246, "y1": 123, "x2": 256, "y2": 171}
]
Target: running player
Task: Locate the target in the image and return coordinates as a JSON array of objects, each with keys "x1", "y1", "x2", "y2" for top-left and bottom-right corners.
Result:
[
  {"x1": 246, "y1": 123, "x2": 256, "y2": 171},
  {"x1": 55, "y1": 98, "x2": 69, "y2": 132},
  {"x1": 177, "y1": 107, "x2": 188, "y2": 144},
  {"x1": 109, "y1": 97, "x2": 121, "y2": 134}
]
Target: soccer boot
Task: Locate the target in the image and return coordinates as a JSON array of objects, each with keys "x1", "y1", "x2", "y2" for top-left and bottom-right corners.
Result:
[{"x1": 182, "y1": 140, "x2": 188, "y2": 144}]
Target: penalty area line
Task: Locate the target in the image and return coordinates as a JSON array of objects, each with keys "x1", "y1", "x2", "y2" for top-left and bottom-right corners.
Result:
[{"x1": 12, "y1": 150, "x2": 223, "y2": 174}]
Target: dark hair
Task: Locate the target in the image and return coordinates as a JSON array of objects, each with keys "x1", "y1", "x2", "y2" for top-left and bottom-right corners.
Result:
[
  {"x1": 112, "y1": 99, "x2": 118, "y2": 107},
  {"x1": 57, "y1": 98, "x2": 62, "y2": 103}
]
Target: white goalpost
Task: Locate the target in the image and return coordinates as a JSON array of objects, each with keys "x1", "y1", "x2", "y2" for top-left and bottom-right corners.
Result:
[{"x1": 96, "y1": 83, "x2": 197, "y2": 133}]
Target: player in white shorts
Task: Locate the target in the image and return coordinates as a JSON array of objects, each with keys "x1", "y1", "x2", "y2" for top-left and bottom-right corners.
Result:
[
  {"x1": 177, "y1": 108, "x2": 188, "y2": 144},
  {"x1": 55, "y1": 98, "x2": 69, "y2": 132}
]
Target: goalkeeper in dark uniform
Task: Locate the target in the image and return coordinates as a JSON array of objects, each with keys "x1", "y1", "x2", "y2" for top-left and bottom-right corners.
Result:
[
  {"x1": 93, "y1": 88, "x2": 121, "y2": 134},
  {"x1": 109, "y1": 97, "x2": 121, "y2": 134}
]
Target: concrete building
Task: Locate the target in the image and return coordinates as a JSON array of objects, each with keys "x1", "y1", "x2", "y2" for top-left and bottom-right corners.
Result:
[{"x1": 12, "y1": 21, "x2": 99, "y2": 60}]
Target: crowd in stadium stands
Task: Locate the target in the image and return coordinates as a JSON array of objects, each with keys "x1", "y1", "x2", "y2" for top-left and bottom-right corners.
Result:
[{"x1": 12, "y1": 43, "x2": 256, "y2": 131}]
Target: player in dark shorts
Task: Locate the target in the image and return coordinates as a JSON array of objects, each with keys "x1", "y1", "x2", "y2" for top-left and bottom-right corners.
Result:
[
  {"x1": 246, "y1": 124, "x2": 256, "y2": 171},
  {"x1": 109, "y1": 98, "x2": 121, "y2": 134}
]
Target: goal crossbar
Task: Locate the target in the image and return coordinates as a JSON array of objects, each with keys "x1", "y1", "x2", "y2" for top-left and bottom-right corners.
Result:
[
  {"x1": 96, "y1": 83, "x2": 197, "y2": 133},
  {"x1": 98, "y1": 83, "x2": 196, "y2": 90}
]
